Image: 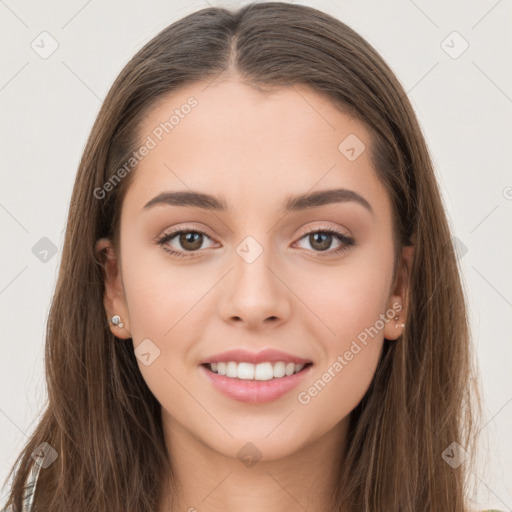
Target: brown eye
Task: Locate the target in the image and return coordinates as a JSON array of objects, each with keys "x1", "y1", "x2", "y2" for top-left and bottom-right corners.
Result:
[
  {"x1": 308, "y1": 232, "x2": 333, "y2": 252},
  {"x1": 157, "y1": 228, "x2": 216, "y2": 258},
  {"x1": 295, "y1": 228, "x2": 355, "y2": 256},
  {"x1": 178, "y1": 231, "x2": 204, "y2": 251}
]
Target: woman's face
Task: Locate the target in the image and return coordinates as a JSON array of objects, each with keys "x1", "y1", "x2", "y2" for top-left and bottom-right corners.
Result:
[{"x1": 97, "y1": 77, "x2": 412, "y2": 461}]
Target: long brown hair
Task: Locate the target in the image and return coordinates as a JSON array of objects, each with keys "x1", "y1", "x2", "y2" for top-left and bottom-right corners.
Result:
[{"x1": 2, "y1": 3, "x2": 480, "y2": 510}]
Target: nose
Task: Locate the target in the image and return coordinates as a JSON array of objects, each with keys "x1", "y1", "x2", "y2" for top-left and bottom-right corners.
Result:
[{"x1": 218, "y1": 242, "x2": 292, "y2": 330}]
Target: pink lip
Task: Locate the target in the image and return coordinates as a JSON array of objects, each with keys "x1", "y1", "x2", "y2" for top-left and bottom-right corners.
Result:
[
  {"x1": 199, "y1": 348, "x2": 312, "y2": 365},
  {"x1": 199, "y1": 363, "x2": 313, "y2": 404}
]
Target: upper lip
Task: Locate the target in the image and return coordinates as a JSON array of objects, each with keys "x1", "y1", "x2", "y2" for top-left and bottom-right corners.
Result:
[{"x1": 200, "y1": 349, "x2": 312, "y2": 365}]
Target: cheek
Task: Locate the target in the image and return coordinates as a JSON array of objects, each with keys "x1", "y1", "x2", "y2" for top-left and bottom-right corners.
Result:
[
  {"x1": 292, "y1": 249, "x2": 392, "y2": 410},
  {"x1": 295, "y1": 262, "x2": 389, "y2": 410},
  {"x1": 295, "y1": 249, "x2": 394, "y2": 345},
  {"x1": 121, "y1": 237, "x2": 211, "y2": 341},
  {"x1": 120, "y1": 254, "x2": 224, "y2": 412}
]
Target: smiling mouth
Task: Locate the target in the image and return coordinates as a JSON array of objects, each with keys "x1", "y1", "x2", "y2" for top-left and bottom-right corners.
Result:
[{"x1": 202, "y1": 361, "x2": 313, "y2": 381}]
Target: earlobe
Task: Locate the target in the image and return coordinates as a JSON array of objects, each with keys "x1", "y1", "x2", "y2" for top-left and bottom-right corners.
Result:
[{"x1": 95, "y1": 238, "x2": 131, "y2": 339}]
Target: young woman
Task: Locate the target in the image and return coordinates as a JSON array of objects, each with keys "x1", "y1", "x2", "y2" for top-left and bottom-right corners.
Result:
[{"x1": 2, "y1": 2, "x2": 500, "y2": 511}]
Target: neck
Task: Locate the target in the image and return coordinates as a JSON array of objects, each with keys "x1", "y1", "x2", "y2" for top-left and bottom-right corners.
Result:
[{"x1": 157, "y1": 412, "x2": 349, "y2": 512}]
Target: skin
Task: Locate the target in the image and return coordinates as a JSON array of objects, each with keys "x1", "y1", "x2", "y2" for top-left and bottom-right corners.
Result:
[{"x1": 96, "y1": 76, "x2": 414, "y2": 512}]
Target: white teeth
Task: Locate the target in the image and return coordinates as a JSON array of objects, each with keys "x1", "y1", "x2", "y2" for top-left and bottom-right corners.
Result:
[
  {"x1": 294, "y1": 363, "x2": 305, "y2": 373},
  {"x1": 226, "y1": 361, "x2": 238, "y2": 378},
  {"x1": 273, "y1": 361, "x2": 286, "y2": 378},
  {"x1": 237, "y1": 362, "x2": 255, "y2": 380},
  {"x1": 207, "y1": 361, "x2": 308, "y2": 380},
  {"x1": 254, "y1": 362, "x2": 273, "y2": 381}
]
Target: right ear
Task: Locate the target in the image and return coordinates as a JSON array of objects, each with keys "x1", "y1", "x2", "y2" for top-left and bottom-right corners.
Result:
[{"x1": 95, "y1": 238, "x2": 132, "y2": 339}]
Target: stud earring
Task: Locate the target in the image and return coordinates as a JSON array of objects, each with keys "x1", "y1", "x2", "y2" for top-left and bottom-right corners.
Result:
[
  {"x1": 394, "y1": 315, "x2": 405, "y2": 329},
  {"x1": 111, "y1": 315, "x2": 124, "y2": 328}
]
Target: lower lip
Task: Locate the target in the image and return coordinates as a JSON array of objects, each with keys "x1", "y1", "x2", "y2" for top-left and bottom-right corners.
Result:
[{"x1": 200, "y1": 364, "x2": 313, "y2": 404}]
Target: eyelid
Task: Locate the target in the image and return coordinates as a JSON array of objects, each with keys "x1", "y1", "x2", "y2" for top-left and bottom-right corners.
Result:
[
  {"x1": 297, "y1": 223, "x2": 351, "y2": 238},
  {"x1": 154, "y1": 224, "x2": 218, "y2": 252},
  {"x1": 156, "y1": 222, "x2": 355, "y2": 258},
  {"x1": 292, "y1": 224, "x2": 355, "y2": 253},
  {"x1": 157, "y1": 222, "x2": 351, "y2": 241},
  {"x1": 155, "y1": 223, "x2": 216, "y2": 242}
]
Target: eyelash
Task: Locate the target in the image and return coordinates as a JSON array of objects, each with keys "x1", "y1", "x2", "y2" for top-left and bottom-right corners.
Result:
[{"x1": 155, "y1": 225, "x2": 356, "y2": 260}]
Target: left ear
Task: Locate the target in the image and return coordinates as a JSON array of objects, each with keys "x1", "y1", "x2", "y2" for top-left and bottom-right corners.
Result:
[{"x1": 383, "y1": 244, "x2": 415, "y2": 341}]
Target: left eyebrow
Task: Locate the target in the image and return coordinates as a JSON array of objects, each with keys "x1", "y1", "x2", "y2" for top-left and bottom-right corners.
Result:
[
  {"x1": 142, "y1": 188, "x2": 373, "y2": 217},
  {"x1": 283, "y1": 188, "x2": 373, "y2": 217}
]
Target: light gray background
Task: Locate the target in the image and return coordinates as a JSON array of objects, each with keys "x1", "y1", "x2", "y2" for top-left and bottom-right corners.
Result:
[{"x1": 1, "y1": 0, "x2": 511, "y2": 509}]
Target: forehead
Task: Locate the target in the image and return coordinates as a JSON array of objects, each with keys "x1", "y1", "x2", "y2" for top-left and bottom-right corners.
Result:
[{"x1": 124, "y1": 78, "x2": 390, "y2": 220}]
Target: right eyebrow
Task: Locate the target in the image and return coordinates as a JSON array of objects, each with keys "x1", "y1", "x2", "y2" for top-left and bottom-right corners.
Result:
[{"x1": 143, "y1": 190, "x2": 226, "y2": 211}]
